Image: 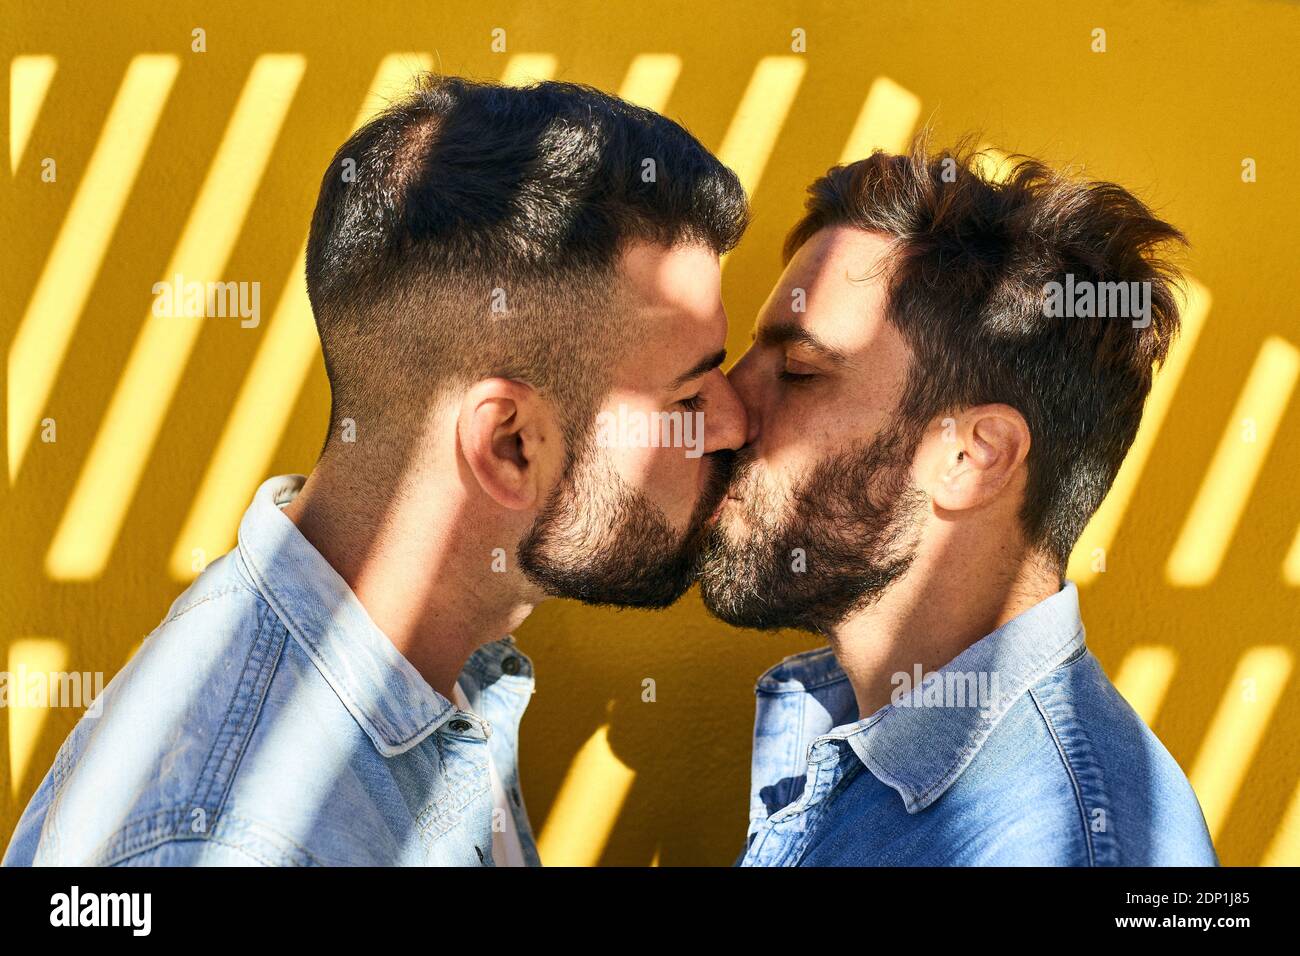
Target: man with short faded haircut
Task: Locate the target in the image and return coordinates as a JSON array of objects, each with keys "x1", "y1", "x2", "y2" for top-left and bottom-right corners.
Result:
[
  {"x1": 5, "y1": 76, "x2": 749, "y2": 866},
  {"x1": 700, "y1": 140, "x2": 1218, "y2": 866}
]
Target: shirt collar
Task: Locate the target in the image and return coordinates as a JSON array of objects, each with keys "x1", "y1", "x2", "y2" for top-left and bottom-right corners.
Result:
[
  {"x1": 751, "y1": 581, "x2": 1086, "y2": 815},
  {"x1": 236, "y1": 474, "x2": 529, "y2": 757}
]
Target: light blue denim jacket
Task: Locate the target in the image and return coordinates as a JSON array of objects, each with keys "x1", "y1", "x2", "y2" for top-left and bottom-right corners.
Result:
[
  {"x1": 740, "y1": 582, "x2": 1219, "y2": 866},
  {"x1": 4, "y1": 475, "x2": 541, "y2": 867}
]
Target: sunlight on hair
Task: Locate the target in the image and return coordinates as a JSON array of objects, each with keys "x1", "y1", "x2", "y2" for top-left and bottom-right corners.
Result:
[
  {"x1": 1068, "y1": 279, "x2": 1211, "y2": 584},
  {"x1": 1188, "y1": 646, "x2": 1292, "y2": 840},
  {"x1": 837, "y1": 75, "x2": 920, "y2": 163},
  {"x1": 168, "y1": 53, "x2": 434, "y2": 580},
  {"x1": 535, "y1": 724, "x2": 636, "y2": 866},
  {"x1": 8, "y1": 54, "x2": 179, "y2": 485},
  {"x1": 971, "y1": 144, "x2": 1017, "y2": 184},
  {"x1": 1165, "y1": 336, "x2": 1300, "y2": 586}
]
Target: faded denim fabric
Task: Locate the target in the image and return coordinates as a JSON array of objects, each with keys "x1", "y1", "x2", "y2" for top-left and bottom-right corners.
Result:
[
  {"x1": 4, "y1": 475, "x2": 540, "y2": 867},
  {"x1": 740, "y1": 582, "x2": 1218, "y2": 866}
]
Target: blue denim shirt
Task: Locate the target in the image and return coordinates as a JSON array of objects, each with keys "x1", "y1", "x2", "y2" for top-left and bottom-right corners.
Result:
[
  {"x1": 4, "y1": 475, "x2": 541, "y2": 867},
  {"x1": 740, "y1": 582, "x2": 1219, "y2": 866}
]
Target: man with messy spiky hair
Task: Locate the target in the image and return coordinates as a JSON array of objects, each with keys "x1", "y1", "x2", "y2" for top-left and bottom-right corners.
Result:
[{"x1": 700, "y1": 139, "x2": 1218, "y2": 866}]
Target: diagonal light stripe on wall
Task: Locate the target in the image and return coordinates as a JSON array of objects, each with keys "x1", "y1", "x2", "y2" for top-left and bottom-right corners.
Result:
[
  {"x1": 8, "y1": 55, "x2": 180, "y2": 485},
  {"x1": 1067, "y1": 280, "x2": 1211, "y2": 583},
  {"x1": 1111, "y1": 645, "x2": 1178, "y2": 728},
  {"x1": 716, "y1": 56, "x2": 805, "y2": 272},
  {"x1": 45, "y1": 55, "x2": 306, "y2": 580},
  {"x1": 617, "y1": 53, "x2": 682, "y2": 112},
  {"x1": 1189, "y1": 646, "x2": 1292, "y2": 840},
  {"x1": 351, "y1": 53, "x2": 435, "y2": 119},
  {"x1": 9, "y1": 55, "x2": 58, "y2": 174},
  {"x1": 168, "y1": 53, "x2": 434, "y2": 579},
  {"x1": 535, "y1": 724, "x2": 636, "y2": 866},
  {"x1": 717, "y1": 56, "x2": 806, "y2": 203},
  {"x1": 837, "y1": 76, "x2": 920, "y2": 163},
  {"x1": 7, "y1": 638, "x2": 70, "y2": 800},
  {"x1": 1261, "y1": 779, "x2": 1300, "y2": 865},
  {"x1": 1166, "y1": 336, "x2": 1300, "y2": 586},
  {"x1": 498, "y1": 53, "x2": 558, "y2": 86},
  {"x1": 1282, "y1": 520, "x2": 1300, "y2": 585}
]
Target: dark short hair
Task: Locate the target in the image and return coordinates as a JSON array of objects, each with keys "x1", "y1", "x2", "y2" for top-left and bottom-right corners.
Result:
[
  {"x1": 305, "y1": 73, "x2": 748, "y2": 453},
  {"x1": 785, "y1": 137, "x2": 1187, "y2": 570}
]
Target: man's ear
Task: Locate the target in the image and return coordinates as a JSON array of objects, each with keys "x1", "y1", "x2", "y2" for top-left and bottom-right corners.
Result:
[
  {"x1": 457, "y1": 378, "x2": 561, "y2": 511},
  {"x1": 918, "y1": 404, "x2": 1031, "y2": 513}
]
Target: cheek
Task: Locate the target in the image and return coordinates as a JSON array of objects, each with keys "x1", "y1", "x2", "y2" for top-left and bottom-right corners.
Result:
[
  {"x1": 757, "y1": 383, "x2": 877, "y2": 474},
  {"x1": 604, "y1": 442, "x2": 701, "y2": 525},
  {"x1": 761, "y1": 387, "x2": 839, "y2": 445}
]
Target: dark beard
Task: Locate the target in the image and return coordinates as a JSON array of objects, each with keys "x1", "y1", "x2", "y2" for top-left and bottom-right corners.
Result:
[
  {"x1": 518, "y1": 445, "x2": 735, "y2": 608},
  {"x1": 697, "y1": 427, "x2": 923, "y2": 634}
]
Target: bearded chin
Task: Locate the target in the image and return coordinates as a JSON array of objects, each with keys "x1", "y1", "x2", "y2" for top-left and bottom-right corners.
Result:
[
  {"x1": 698, "y1": 441, "x2": 924, "y2": 635},
  {"x1": 517, "y1": 446, "x2": 735, "y2": 609}
]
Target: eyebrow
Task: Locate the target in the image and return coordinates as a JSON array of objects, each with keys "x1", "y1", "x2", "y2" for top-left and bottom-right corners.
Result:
[
  {"x1": 756, "y1": 322, "x2": 852, "y2": 367},
  {"x1": 668, "y1": 348, "x2": 727, "y2": 390}
]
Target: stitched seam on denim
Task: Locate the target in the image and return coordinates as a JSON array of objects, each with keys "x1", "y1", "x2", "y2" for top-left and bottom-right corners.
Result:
[
  {"x1": 767, "y1": 691, "x2": 811, "y2": 820},
  {"x1": 1028, "y1": 684, "x2": 1097, "y2": 867},
  {"x1": 190, "y1": 602, "x2": 286, "y2": 815},
  {"x1": 110, "y1": 835, "x2": 277, "y2": 867},
  {"x1": 756, "y1": 660, "x2": 850, "y2": 695},
  {"x1": 791, "y1": 761, "x2": 864, "y2": 865},
  {"x1": 245, "y1": 553, "x2": 437, "y2": 751},
  {"x1": 416, "y1": 764, "x2": 491, "y2": 842},
  {"x1": 92, "y1": 807, "x2": 323, "y2": 866},
  {"x1": 208, "y1": 810, "x2": 325, "y2": 864},
  {"x1": 755, "y1": 647, "x2": 842, "y2": 693},
  {"x1": 162, "y1": 584, "x2": 256, "y2": 625},
  {"x1": 907, "y1": 624, "x2": 1089, "y2": 808},
  {"x1": 766, "y1": 714, "x2": 834, "y2": 826},
  {"x1": 756, "y1": 674, "x2": 851, "y2": 695},
  {"x1": 44, "y1": 721, "x2": 89, "y2": 862}
]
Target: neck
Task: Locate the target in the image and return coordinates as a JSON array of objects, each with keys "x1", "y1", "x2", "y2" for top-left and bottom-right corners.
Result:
[
  {"x1": 828, "y1": 528, "x2": 1060, "y2": 720},
  {"x1": 281, "y1": 453, "x2": 537, "y2": 701}
]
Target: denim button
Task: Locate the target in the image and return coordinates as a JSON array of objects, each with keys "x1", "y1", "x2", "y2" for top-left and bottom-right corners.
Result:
[
  {"x1": 501, "y1": 655, "x2": 521, "y2": 676},
  {"x1": 448, "y1": 719, "x2": 472, "y2": 733}
]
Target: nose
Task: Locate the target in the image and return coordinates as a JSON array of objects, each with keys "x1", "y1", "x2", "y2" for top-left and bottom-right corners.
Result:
[
  {"x1": 699, "y1": 369, "x2": 748, "y2": 453},
  {"x1": 726, "y1": 347, "x2": 762, "y2": 447}
]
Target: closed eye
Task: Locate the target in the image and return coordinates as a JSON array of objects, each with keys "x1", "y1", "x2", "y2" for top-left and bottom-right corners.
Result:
[
  {"x1": 778, "y1": 370, "x2": 815, "y2": 384},
  {"x1": 678, "y1": 393, "x2": 706, "y2": 411}
]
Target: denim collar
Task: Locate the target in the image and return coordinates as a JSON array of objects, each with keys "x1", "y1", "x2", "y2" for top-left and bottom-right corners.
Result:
[
  {"x1": 752, "y1": 581, "x2": 1086, "y2": 814},
  {"x1": 236, "y1": 474, "x2": 531, "y2": 757}
]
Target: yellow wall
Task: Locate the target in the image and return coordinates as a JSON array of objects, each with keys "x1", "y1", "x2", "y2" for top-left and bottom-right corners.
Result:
[{"x1": 4, "y1": 0, "x2": 1298, "y2": 866}]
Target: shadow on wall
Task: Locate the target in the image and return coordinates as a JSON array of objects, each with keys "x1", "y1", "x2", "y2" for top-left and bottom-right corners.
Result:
[{"x1": 4, "y1": 0, "x2": 1299, "y2": 865}]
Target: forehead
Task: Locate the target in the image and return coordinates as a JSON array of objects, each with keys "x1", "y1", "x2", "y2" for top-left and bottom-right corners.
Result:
[
  {"x1": 764, "y1": 225, "x2": 899, "y2": 353},
  {"x1": 620, "y1": 240, "x2": 724, "y2": 325},
  {"x1": 617, "y1": 240, "x2": 727, "y2": 369}
]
